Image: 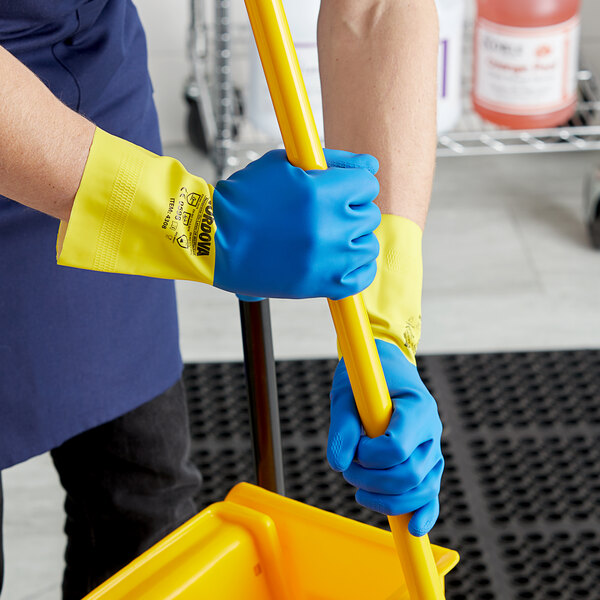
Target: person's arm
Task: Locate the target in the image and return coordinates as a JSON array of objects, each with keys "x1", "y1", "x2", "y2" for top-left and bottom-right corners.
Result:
[
  {"x1": 0, "y1": 44, "x2": 381, "y2": 301},
  {"x1": 319, "y1": 0, "x2": 444, "y2": 537},
  {"x1": 0, "y1": 45, "x2": 94, "y2": 221},
  {"x1": 318, "y1": 0, "x2": 438, "y2": 227}
]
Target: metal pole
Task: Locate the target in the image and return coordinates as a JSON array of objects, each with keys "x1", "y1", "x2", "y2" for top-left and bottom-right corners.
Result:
[
  {"x1": 186, "y1": 0, "x2": 217, "y2": 153},
  {"x1": 214, "y1": 0, "x2": 233, "y2": 178},
  {"x1": 239, "y1": 299, "x2": 285, "y2": 495},
  {"x1": 215, "y1": 0, "x2": 284, "y2": 493}
]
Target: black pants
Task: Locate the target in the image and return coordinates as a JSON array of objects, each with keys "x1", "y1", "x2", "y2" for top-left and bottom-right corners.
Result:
[{"x1": 0, "y1": 378, "x2": 201, "y2": 600}]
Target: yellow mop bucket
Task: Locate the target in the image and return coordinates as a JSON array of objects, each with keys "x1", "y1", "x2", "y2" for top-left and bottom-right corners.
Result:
[{"x1": 83, "y1": 482, "x2": 458, "y2": 600}]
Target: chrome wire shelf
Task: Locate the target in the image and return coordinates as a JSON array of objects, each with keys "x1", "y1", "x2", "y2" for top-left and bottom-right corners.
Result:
[
  {"x1": 436, "y1": 68, "x2": 600, "y2": 157},
  {"x1": 217, "y1": 78, "x2": 600, "y2": 170},
  {"x1": 190, "y1": 5, "x2": 600, "y2": 175},
  {"x1": 438, "y1": 124, "x2": 600, "y2": 156}
]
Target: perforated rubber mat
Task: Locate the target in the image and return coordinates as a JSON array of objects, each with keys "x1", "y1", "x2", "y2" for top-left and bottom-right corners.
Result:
[{"x1": 183, "y1": 349, "x2": 600, "y2": 600}]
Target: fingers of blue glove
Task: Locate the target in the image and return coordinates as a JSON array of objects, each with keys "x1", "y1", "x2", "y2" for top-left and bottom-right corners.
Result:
[
  {"x1": 355, "y1": 394, "x2": 442, "y2": 468},
  {"x1": 348, "y1": 200, "x2": 382, "y2": 241},
  {"x1": 353, "y1": 458, "x2": 444, "y2": 516},
  {"x1": 213, "y1": 148, "x2": 381, "y2": 300},
  {"x1": 342, "y1": 440, "x2": 442, "y2": 495},
  {"x1": 327, "y1": 204, "x2": 380, "y2": 299},
  {"x1": 332, "y1": 231, "x2": 379, "y2": 299},
  {"x1": 321, "y1": 148, "x2": 379, "y2": 175},
  {"x1": 312, "y1": 162, "x2": 380, "y2": 211},
  {"x1": 328, "y1": 361, "x2": 362, "y2": 472},
  {"x1": 327, "y1": 397, "x2": 362, "y2": 472},
  {"x1": 335, "y1": 259, "x2": 378, "y2": 300},
  {"x1": 408, "y1": 498, "x2": 440, "y2": 537}
]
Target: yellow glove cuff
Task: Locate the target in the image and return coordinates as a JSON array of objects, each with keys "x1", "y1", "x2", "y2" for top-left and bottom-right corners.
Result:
[
  {"x1": 57, "y1": 128, "x2": 216, "y2": 283},
  {"x1": 362, "y1": 214, "x2": 423, "y2": 365}
]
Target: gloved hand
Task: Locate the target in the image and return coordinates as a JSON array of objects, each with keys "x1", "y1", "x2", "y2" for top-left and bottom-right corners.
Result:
[
  {"x1": 327, "y1": 214, "x2": 444, "y2": 537},
  {"x1": 57, "y1": 128, "x2": 381, "y2": 300},
  {"x1": 328, "y1": 339, "x2": 443, "y2": 537}
]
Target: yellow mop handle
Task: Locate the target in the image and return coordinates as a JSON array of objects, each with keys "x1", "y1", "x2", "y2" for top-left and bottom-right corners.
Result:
[{"x1": 243, "y1": 1, "x2": 445, "y2": 598}]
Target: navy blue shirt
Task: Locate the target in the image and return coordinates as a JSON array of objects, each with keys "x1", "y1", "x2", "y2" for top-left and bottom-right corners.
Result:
[{"x1": 0, "y1": 0, "x2": 183, "y2": 469}]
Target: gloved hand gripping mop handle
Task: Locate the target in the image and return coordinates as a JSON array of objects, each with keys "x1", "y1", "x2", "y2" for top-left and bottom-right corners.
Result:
[{"x1": 243, "y1": 2, "x2": 445, "y2": 598}]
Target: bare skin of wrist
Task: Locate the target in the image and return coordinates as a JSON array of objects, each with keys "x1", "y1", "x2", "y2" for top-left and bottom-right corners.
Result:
[
  {"x1": 318, "y1": 0, "x2": 439, "y2": 230},
  {"x1": 0, "y1": 45, "x2": 95, "y2": 222}
]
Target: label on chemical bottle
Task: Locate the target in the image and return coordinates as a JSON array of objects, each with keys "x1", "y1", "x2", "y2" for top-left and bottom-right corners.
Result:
[
  {"x1": 435, "y1": 0, "x2": 465, "y2": 132},
  {"x1": 474, "y1": 16, "x2": 580, "y2": 115}
]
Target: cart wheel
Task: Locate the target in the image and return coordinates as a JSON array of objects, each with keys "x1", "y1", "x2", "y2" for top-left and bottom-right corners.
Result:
[
  {"x1": 186, "y1": 92, "x2": 209, "y2": 154},
  {"x1": 584, "y1": 168, "x2": 600, "y2": 249}
]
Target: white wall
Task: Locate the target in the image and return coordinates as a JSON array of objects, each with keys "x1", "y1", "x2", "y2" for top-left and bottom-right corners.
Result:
[{"x1": 134, "y1": 0, "x2": 191, "y2": 145}]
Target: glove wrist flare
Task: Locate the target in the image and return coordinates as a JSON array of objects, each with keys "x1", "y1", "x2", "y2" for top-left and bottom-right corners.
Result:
[
  {"x1": 361, "y1": 214, "x2": 423, "y2": 365},
  {"x1": 57, "y1": 127, "x2": 216, "y2": 283}
]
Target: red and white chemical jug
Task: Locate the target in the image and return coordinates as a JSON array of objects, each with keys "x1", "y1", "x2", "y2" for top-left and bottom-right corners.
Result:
[{"x1": 473, "y1": 0, "x2": 581, "y2": 129}]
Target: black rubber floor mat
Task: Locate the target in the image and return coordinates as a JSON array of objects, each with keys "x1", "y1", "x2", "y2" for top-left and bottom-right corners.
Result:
[{"x1": 184, "y1": 349, "x2": 600, "y2": 600}]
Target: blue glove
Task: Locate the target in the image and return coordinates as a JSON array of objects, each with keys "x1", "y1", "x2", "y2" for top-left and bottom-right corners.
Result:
[
  {"x1": 327, "y1": 340, "x2": 444, "y2": 537},
  {"x1": 213, "y1": 149, "x2": 381, "y2": 299}
]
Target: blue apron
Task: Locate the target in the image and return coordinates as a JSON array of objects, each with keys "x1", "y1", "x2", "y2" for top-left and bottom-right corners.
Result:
[{"x1": 0, "y1": 0, "x2": 183, "y2": 469}]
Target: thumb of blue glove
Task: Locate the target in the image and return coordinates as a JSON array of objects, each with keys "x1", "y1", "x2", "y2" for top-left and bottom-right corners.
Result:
[
  {"x1": 328, "y1": 339, "x2": 444, "y2": 537},
  {"x1": 213, "y1": 149, "x2": 381, "y2": 299}
]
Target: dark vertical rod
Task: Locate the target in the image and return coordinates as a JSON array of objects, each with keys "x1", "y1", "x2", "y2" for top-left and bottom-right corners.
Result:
[{"x1": 239, "y1": 299, "x2": 285, "y2": 494}]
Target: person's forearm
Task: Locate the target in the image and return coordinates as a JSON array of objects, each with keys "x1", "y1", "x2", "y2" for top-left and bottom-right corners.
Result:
[
  {"x1": 0, "y1": 45, "x2": 95, "y2": 221},
  {"x1": 318, "y1": 0, "x2": 438, "y2": 229}
]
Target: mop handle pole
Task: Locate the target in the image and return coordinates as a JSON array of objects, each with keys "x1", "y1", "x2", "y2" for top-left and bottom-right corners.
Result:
[{"x1": 243, "y1": 1, "x2": 444, "y2": 598}]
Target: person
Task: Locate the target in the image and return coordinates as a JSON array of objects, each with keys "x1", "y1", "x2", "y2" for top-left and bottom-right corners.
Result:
[{"x1": 0, "y1": 0, "x2": 442, "y2": 598}]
